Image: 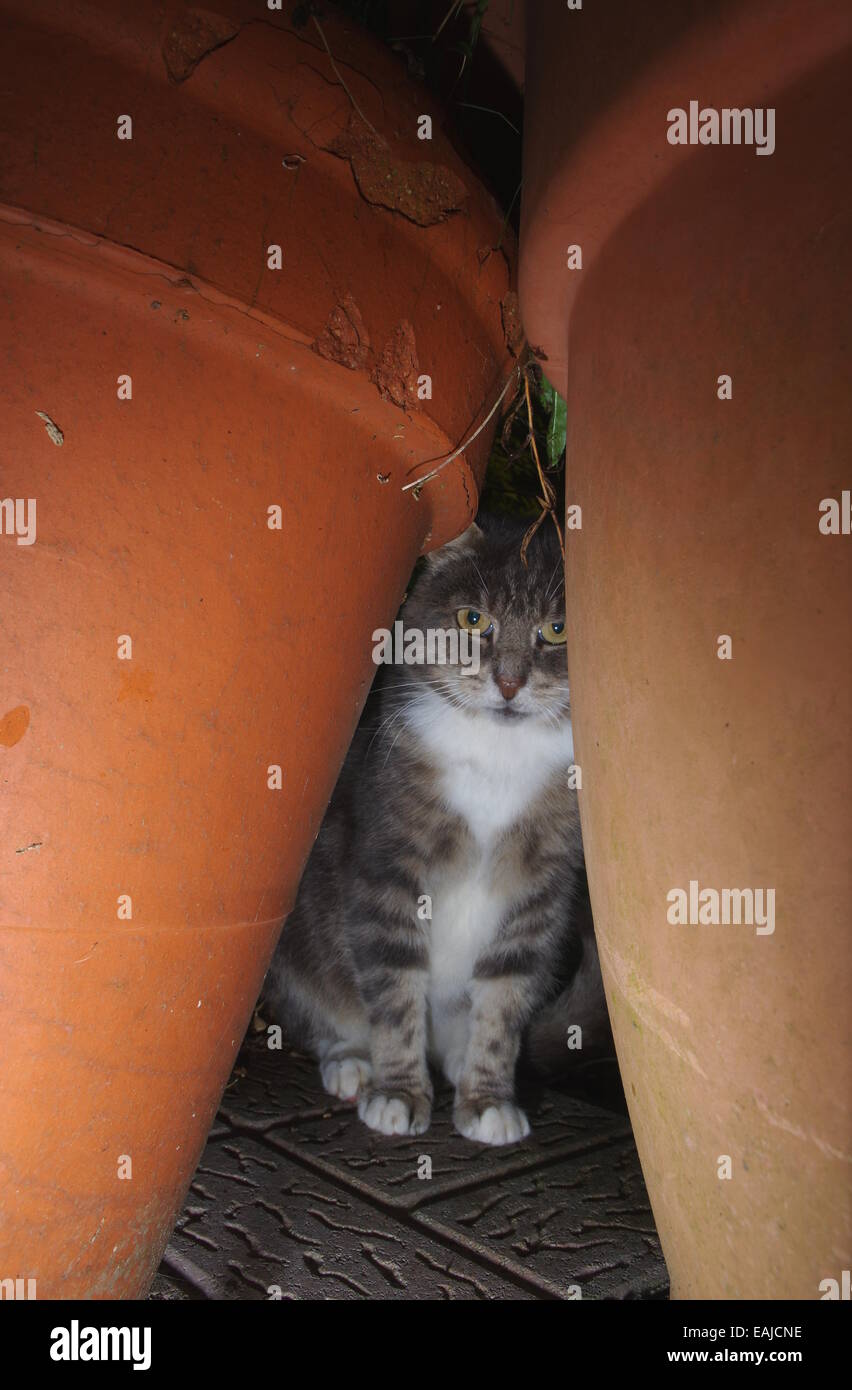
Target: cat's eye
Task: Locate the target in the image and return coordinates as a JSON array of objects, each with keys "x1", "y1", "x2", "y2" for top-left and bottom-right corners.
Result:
[
  {"x1": 456, "y1": 607, "x2": 493, "y2": 636},
  {"x1": 539, "y1": 620, "x2": 567, "y2": 645}
]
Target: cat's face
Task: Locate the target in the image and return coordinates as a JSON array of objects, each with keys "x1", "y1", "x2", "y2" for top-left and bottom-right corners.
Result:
[{"x1": 401, "y1": 520, "x2": 571, "y2": 727}]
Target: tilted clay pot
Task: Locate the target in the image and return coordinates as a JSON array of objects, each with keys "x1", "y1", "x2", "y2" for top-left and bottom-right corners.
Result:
[
  {"x1": 520, "y1": 0, "x2": 851, "y2": 1297},
  {"x1": 0, "y1": 0, "x2": 513, "y2": 1297}
]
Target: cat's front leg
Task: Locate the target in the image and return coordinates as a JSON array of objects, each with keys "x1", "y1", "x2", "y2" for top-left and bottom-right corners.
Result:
[
  {"x1": 453, "y1": 976, "x2": 531, "y2": 1145},
  {"x1": 455, "y1": 881, "x2": 571, "y2": 1144},
  {"x1": 350, "y1": 905, "x2": 433, "y2": 1137},
  {"x1": 357, "y1": 975, "x2": 433, "y2": 1136}
]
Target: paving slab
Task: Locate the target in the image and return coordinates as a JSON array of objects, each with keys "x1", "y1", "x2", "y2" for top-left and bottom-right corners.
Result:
[{"x1": 154, "y1": 1037, "x2": 669, "y2": 1300}]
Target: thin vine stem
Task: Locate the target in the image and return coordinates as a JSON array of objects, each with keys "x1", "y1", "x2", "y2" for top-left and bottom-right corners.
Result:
[
  {"x1": 520, "y1": 367, "x2": 565, "y2": 565},
  {"x1": 311, "y1": 13, "x2": 381, "y2": 139},
  {"x1": 402, "y1": 364, "x2": 521, "y2": 495}
]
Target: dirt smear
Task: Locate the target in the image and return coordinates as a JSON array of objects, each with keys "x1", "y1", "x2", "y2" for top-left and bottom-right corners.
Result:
[
  {"x1": 162, "y1": 9, "x2": 240, "y2": 84},
  {"x1": 312, "y1": 293, "x2": 370, "y2": 370},
  {"x1": 500, "y1": 291, "x2": 525, "y2": 358},
  {"x1": 372, "y1": 320, "x2": 420, "y2": 410},
  {"x1": 327, "y1": 118, "x2": 467, "y2": 227},
  {"x1": 0, "y1": 705, "x2": 30, "y2": 747}
]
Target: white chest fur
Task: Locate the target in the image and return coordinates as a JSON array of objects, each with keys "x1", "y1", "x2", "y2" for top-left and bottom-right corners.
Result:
[
  {"x1": 407, "y1": 687, "x2": 574, "y2": 842},
  {"x1": 406, "y1": 689, "x2": 575, "y2": 1001}
]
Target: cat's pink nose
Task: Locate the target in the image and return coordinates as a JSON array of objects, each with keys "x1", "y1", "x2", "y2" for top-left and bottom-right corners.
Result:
[{"x1": 497, "y1": 674, "x2": 525, "y2": 701}]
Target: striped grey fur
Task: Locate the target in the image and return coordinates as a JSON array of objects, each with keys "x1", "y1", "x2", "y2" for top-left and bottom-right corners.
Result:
[{"x1": 264, "y1": 516, "x2": 610, "y2": 1145}]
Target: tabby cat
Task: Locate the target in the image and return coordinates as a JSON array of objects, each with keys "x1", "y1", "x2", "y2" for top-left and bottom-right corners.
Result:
[{"x1": 264, "y1": 517, "x2": 609, "y2": 1145}]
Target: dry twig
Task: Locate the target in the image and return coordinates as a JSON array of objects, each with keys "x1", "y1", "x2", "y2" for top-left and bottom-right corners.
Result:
[
  {"x1": 519, "y1": 367, "x2": 565, "y2": 566},
  {"x1": 401, "y1": 363, "x2": 521, "y2": 495},
  {"x1": 311, "y1": 14, "x2": 381, "y2": 139}
]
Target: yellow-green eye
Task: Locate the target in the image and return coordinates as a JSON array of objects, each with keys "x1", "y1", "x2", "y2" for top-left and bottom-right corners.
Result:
[
  {"x1": 539, "y1": 620, "x2": 567, "y2": 645},
  {"x1": 457, "y1": 607, "x2": 493, "y2": 635}
]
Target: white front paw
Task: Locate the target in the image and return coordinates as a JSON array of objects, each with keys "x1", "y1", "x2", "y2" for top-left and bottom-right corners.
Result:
[
  {"x1": 454, "y1": 1100, "x2": 531, "y2": 1146},
  {"x1": 357, "y1": 1090, "x2": 431, "y2": 1136},
  {"x1": 320, "y1": 1055, "x2": 372, "y2": 1101}
]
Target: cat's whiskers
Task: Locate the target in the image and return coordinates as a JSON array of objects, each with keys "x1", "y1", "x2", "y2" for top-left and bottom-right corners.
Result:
[
  {"x1": 469, "y1": 556, "x2": 490, "y2": 599},
  {"x1": 380, "y1": 689, "x2": 452, "y2": 766},
  {"x1": 432, "y1": 678, "x2": 482, "y2": 716},
  {"x1": 378, "y1": 677, "x2": 461, "y2": 692},
  {"x1": 545, "y1": 555, "x2": 565, "y2": 602},
  {"x1": 370, "y1": 678, "x2": 463, "y2": 759},
  {"x1": 365, "y1": 702, "x2": 414, "y2": 758}
]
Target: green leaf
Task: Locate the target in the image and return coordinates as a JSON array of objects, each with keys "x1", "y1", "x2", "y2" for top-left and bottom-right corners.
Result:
[{"x1": 540, "y1": 373, "x2": 567, "y2": 470}]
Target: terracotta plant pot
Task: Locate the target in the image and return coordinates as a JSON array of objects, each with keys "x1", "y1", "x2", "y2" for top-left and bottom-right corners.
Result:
[
  {"x1": 0, "y1": 0, "x2": 512, "y2": 1297},
  {"x1": 520, "y1": 0, "x2": 852, "y2": 1297}
]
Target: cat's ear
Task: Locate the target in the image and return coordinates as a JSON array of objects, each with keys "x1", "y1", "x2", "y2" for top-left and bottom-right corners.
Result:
[{"x1": 424, "y1": 522, "x2": 483, "y2": 569}]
